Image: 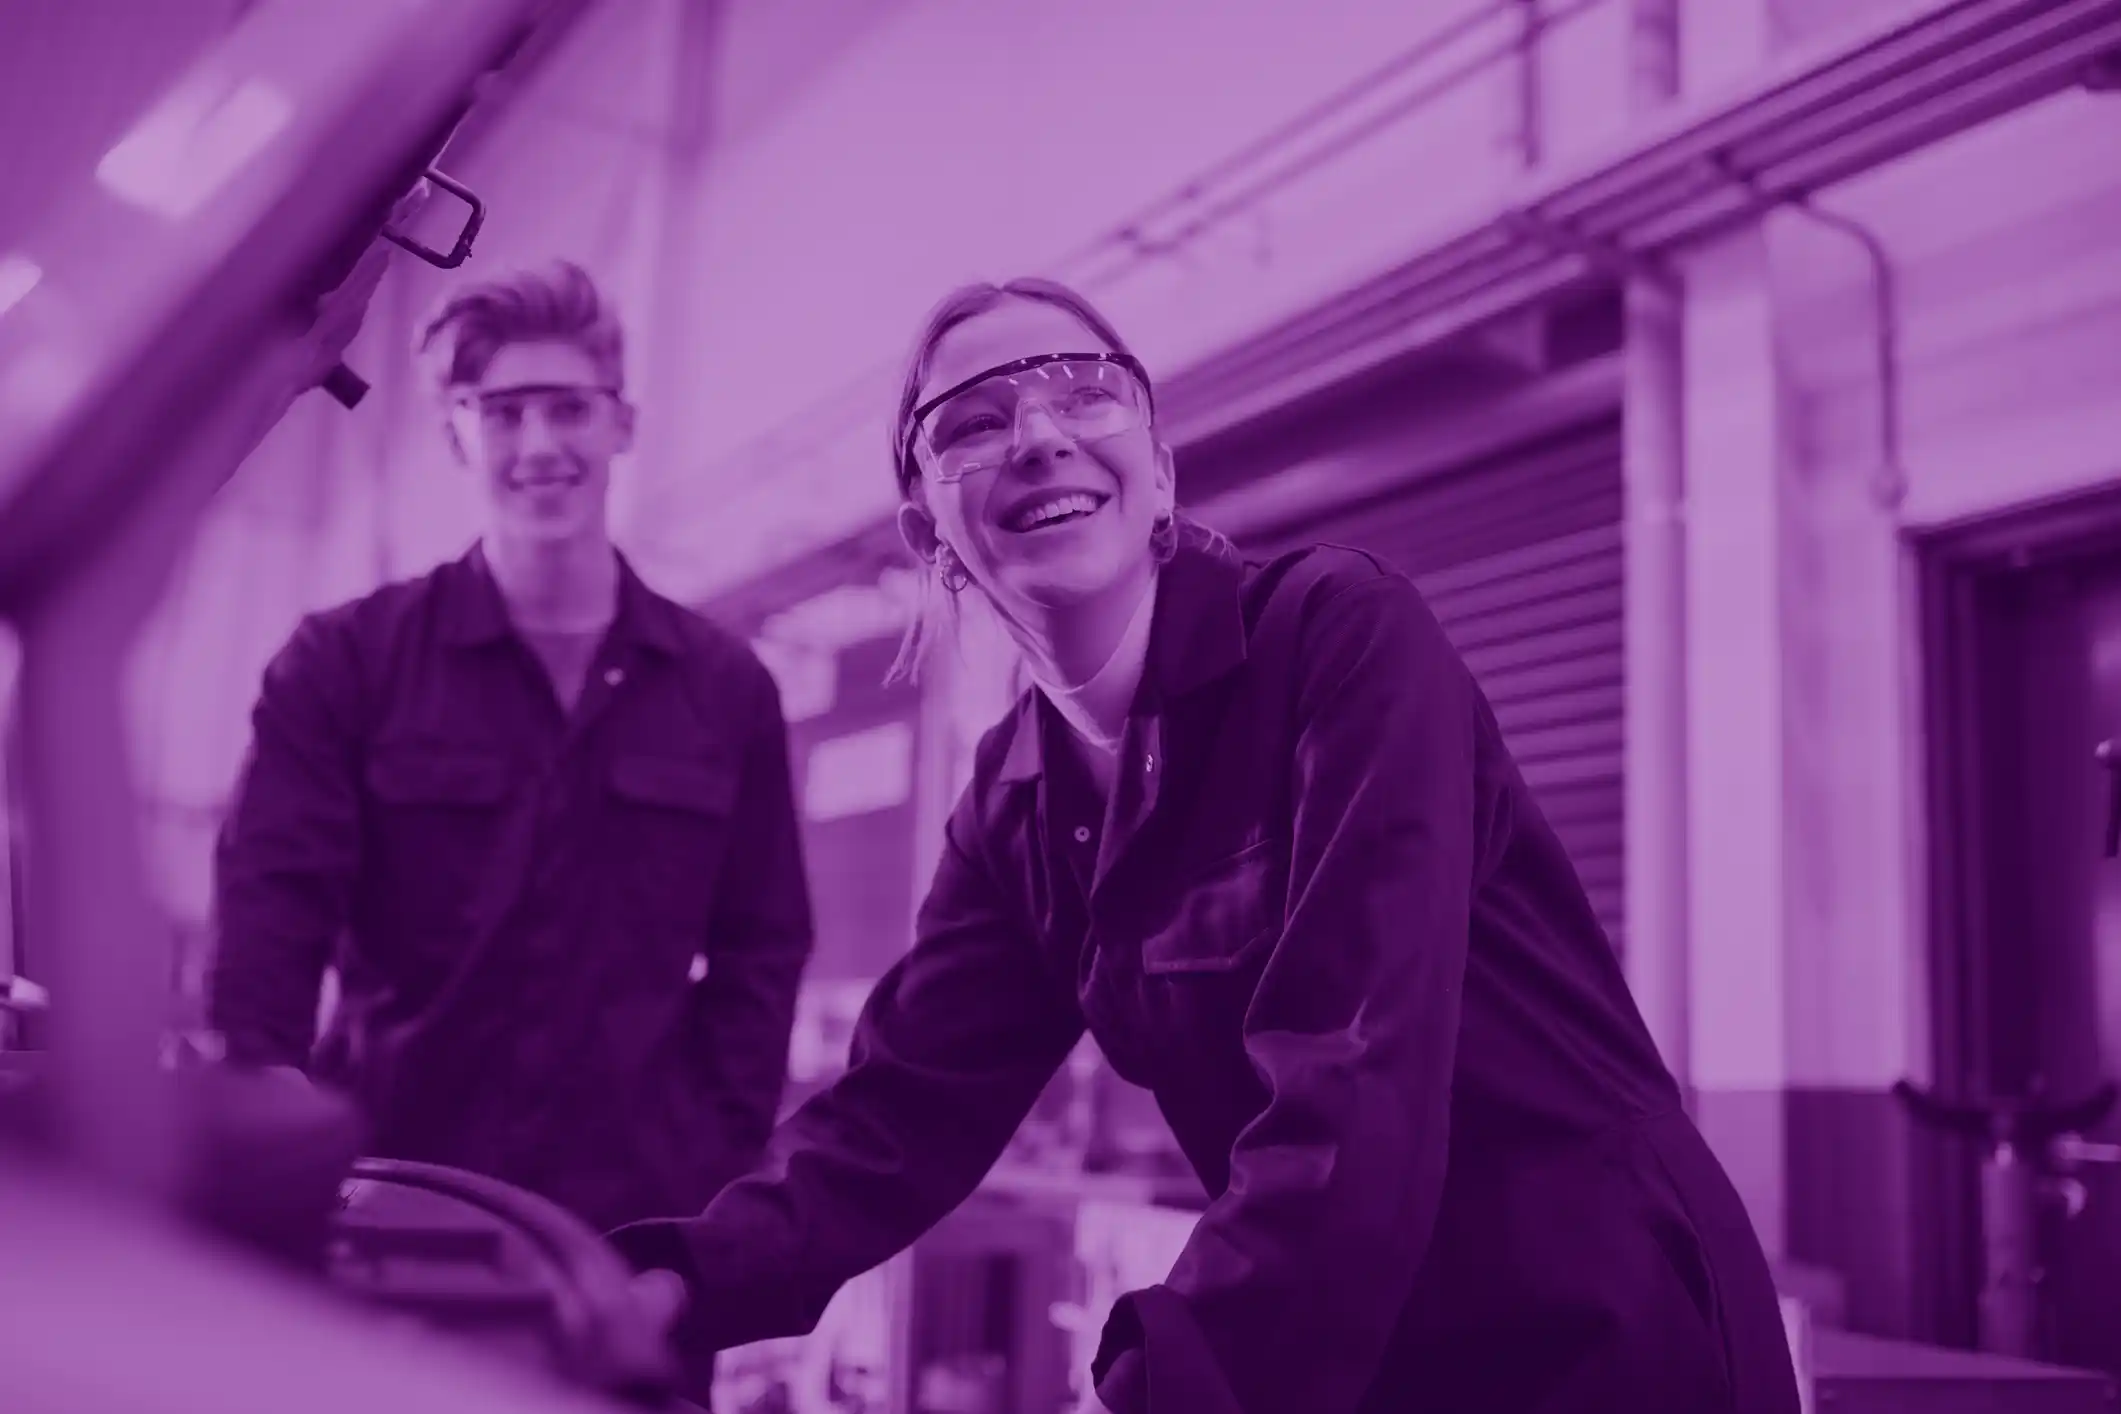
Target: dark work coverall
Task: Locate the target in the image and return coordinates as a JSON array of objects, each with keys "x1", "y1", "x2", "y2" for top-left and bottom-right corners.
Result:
[
  {"x1": 611, "y1": 541, "x2": 1801, "y2": 1413},
  {"x1": 209, "y1": 545, "x2": 814, "y2": 1244}
]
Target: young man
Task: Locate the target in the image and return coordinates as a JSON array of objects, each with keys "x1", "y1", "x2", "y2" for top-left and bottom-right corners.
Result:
[{"x1": 207, "y1": 261, "x2": 814, "y2": 1253}]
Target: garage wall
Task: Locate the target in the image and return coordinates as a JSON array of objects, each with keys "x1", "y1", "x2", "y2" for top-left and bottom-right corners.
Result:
[{"x1": 1683, "y1": 82, "x2": 2121, "y2": 1335}]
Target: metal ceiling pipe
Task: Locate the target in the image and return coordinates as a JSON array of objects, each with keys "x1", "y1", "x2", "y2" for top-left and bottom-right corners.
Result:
[
  {"x1": 675, "y1": 0, "x2": 2116, "y2": 608},
  {"x1": 1160, "y1": 0, "x2": 2121, "y2": 449},
  {"x1": 1502, "y1": 0, "x2": 1548, "y2": 170}
]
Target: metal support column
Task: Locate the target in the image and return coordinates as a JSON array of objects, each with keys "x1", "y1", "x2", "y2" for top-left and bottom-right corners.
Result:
[{"x1": 1622, "y1": 0, "x2": 1692, "y2": 1098}]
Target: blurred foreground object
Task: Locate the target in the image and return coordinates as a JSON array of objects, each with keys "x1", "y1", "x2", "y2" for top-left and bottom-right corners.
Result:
[
  {"x1": 318, "y1": 153, "x2": 489, "y2": 409},
  {"x1": 2097, "y1": 738, "x2": 2119, "y2": 856},
  {"x1": 0, "y1": 0, "x2": 521, "y2": 602},
  {"x1": 1, "y1": 1048, "x2": 364, "y2": 1270},
  {"x1": 0, "y1": 0, "x2": 686, "y2": 1409},
  {"x1": 0, "y1": 0, "x2": 540, "y2": 1208},
  {"x1": 0, "y1": 1151, "x2": 658, "y2": 1414},
  {"x1": 1, "y1": 1044, "x2": 681, "y2": 1403}
]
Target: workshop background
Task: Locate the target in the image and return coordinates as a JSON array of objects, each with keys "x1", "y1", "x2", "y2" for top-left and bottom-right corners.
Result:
[{"x1": 4, "y1": 1, "x2": 2119, "y2": 1409}]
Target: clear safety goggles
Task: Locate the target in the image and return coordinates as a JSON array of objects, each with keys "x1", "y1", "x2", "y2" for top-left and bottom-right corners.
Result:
[
  {"x1": 452, "y1": 382, "x2": 621, "y2": 441},
  {"x1": 904, "y1": 352, "x2": 1152, "y2": 485}
]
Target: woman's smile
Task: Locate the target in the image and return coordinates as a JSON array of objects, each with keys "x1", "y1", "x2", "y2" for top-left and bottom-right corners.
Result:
[{"x1": 997, "y1": 488, "x2": 1112, "y2": 535}]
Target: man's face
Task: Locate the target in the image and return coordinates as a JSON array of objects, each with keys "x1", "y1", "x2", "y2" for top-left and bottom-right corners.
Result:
[{"x1": 447, "y1": 340, "x2": 634, "y2": 548}]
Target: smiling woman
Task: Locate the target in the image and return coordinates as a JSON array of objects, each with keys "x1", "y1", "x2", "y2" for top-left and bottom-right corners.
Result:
[
  {"x1": 605, "y1": 273, "x2": 1800, "y2": 1414},
  {"x1": 882, "y1": 278, "x2": 1227, "y2": 701}
]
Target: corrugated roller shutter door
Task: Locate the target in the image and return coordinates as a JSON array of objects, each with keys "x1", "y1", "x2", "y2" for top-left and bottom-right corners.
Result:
[{"x1": 1239, "y1": 416, "x2": 1626, "y2": 957}]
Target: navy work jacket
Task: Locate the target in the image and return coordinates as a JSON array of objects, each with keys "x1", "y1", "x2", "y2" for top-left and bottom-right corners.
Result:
[
  {"x1": 613, "y1": 541, "x2": 1799, "y2": 1414},
  {"x1": 209, "y1": 545, "x2": 814, "y2": 1233}
]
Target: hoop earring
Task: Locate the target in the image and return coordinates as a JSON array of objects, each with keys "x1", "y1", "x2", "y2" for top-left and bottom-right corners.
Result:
[
  {"x1": 937, "y1": 547, "x2": 971, "y2": 594},
  {"x1": 1149, "y1": 511, "x2": 1178, "y2": 565}
]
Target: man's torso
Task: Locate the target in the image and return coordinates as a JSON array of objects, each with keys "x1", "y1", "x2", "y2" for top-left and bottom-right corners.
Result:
[{"x1": 306, "y1": 549, "x2": 758, "y2": 1226}]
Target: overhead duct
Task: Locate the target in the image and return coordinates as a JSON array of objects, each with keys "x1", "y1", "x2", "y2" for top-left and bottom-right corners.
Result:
[
  {"x1": 1162, "y1": 0, "x2": 2121, "y2": 450},
  {"x1": 686, "y1": 0, "x2": 2117, "y2": 607}
]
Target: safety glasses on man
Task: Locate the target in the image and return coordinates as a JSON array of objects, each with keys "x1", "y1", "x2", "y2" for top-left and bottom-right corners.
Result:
[{"x1": 453, "y1": 381, "x2": 621, "y2": 441}]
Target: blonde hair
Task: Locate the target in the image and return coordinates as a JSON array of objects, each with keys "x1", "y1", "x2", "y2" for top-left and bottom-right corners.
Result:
[
  {"x1": 883, "y1": 278, "x2": 1226, "y2": 686},
  {"x1": 413, "y1": 260, "x2": 626, "y2": 398}
]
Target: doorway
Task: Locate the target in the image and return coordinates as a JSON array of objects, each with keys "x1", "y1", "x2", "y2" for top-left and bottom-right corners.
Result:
[{"x1": 1921, "y1": 487, "x2": 2121, "y2": 1377}]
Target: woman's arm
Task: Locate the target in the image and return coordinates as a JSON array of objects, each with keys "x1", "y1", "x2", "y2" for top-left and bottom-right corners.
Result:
[
  {"x1": 1094, "y1": 567, "x2": 1485, "y2": 1414},
  {"x1": 607, "y1": 801, "x2": 1086, "y2": 1354}
]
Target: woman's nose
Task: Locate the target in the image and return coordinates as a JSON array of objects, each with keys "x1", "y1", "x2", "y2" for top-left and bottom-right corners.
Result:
[{"x1": 1010, "y1": 402, "x2": 1073, "y2": 461}]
